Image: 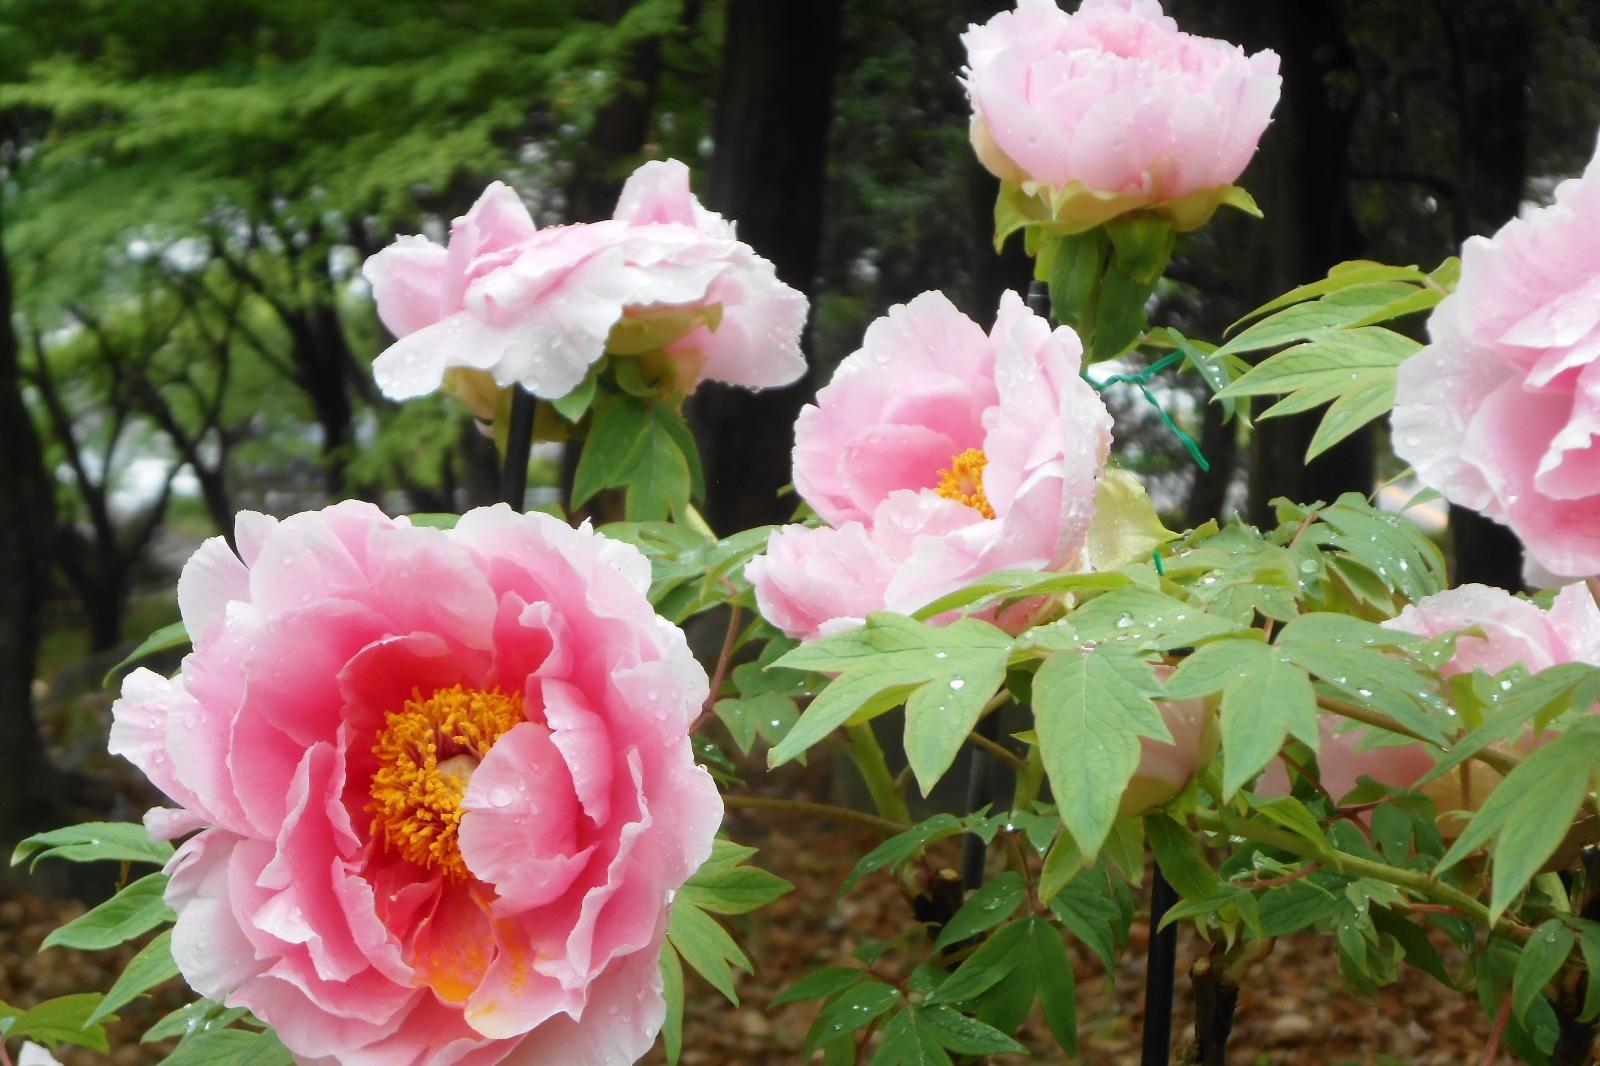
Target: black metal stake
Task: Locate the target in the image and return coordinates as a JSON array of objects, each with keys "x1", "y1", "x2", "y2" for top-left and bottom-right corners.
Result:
[
  {"x1": 1141, "y1": 866, "x2": 1180, "y2": 1065},
  {"x1": 499, "y1": 386, "x2": 537, "y2": 508},
  {"x1": 959, "y1": 712, "x2": 1003, "y2": 891}
]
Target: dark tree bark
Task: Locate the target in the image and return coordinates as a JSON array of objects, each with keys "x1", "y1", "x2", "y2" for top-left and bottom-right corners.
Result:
[
  {"x1": 564, "y1": 0, "x2": 663, "y2": 223},
  {"x1": 692, "y1": 0, "x2": 843, "y2": 534},
  {"x1": 1436, "y1": 0, "x2": 1532, "y2": 590},
  {"x1": 1241, "y1": 1, "x2": 1371, "y2": 525},
  {"x1": 0, "y1": 190, "x2": 63, "y2": 840}
]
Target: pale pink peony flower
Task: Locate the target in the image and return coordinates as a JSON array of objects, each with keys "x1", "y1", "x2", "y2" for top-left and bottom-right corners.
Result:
[
  {"x1": 746, "y1": 289, "x2": 1113, "y2": 642},
  {"x1": 1393, "y1": 144, "x2": 1600, "y2": 579},
  {"x1": 110, "y1": 503, "x2": 721, "y2": 1066},
  {"x1": 1120, "y1": 668, "x2": 1218, "y2": 817},
  {"x1": 963, "y1": 0, "x2": 1280, "y2": 230},
  {"x1": 364, "y1": 160, "x2": 807, "y2": 410},
  {"x1": 1270, "y1": 584, "x2": 1600, "y2": 805}
]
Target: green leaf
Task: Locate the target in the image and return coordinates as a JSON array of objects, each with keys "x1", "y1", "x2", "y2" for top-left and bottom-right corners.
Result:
[
  {"x1": 933, "y1": 872, "x2": 1026, "y2": 951},
  {"x1": 871, "y1": 1008, "x2": 950, "y2": 1066},
  {"x1": 840, "y1": 815, "x2": 963, "y2": 894},
  {"x1": 1257, "y1": 880, "x2": 1342, "y2": 936},
  {"x1": 1046, "y1": 228, "x2": 1108, "y2": 337},
  {"x1": 104, "y1": 619, "x2": 189, "y2": 686},
  {"x1": 157, "y1": 1028, "x2": 293, "y2": 1065},
  {"x1": 1146, "y1": 814, "x2": 1221, "y2": 902},
  {"x1": 1578, "y1": 921, "x2": 1600, "y2": 1023},
  {"x1": 43, "y1": 873, "x2": 174, "y2": 951},
  {"x1": 1438, "y1": 725, "x2": 1600, "y2": 922},
  {"x1": 660, "y1": 941, "x2": 684, "y2": 1066},
  {"x1": 1025, "y1": 917, "x2": 1079, "y2": 1053},
  {"x1": 1513, "y1": 921, "x2": 1575, "y2": 1024},
  {"x1": 772, "y1": 967, "x2": 866, "y2": 1007},
  {"x1": 1034, "y1": 648, "x2": 1171, "y2": 856},
  {"x1": 1226, "y1": 262, "x2": 1428, "y2": 334},
  {"x1": 912, "y1": 569, "x2": 1131, "y2": 621},
  {"x1": 713, "y1": 693, "x2": 798, "y2": 755},
  {"x1": 1091, "y1": 264, "x2": 1157, "y2": 361},
  {"x1": 13, "y1": 821, "x2": 174, "y2": 870},
  {"x1": 903, "y1": 653, "x2": 1008, "y2": 795},
  {"x1": 777, "y1": 614, "x2": 1011, "y2": 675},
  {"x1": 1105, "y1": 212, "x2": 1176, "y2": 285},
  {"x1": 767, "y1": 668, "x2": 921, "y2": 768},
  {"x1": 1048, "y1": 865, "x2": 1127, "y2": 970},
  {"x1": 680, "y1": 860, "x2": 792, "y2": 916},
  {"x1": 570, "y1": 389, "x2": 649, "y2": 508},
  {"x1": 918, "y1": 1004, "x2": 1027, "y2": 1055},
  {"x1": 550, "y1": 363, "x2": 600, "y2": 423},
  {"x1": 1304, "y1": 374, "x2": 1397, "y2": 460},
  {"x1": 1066, "y1": 587, "x2": 1243, "y2": 649},
  {"x1": 1217, "y1": 647, "x2": 1318, "y2": 799},
  {"x1": 89, "y1": 929, "x2": 178, "y2": 1024},
  {"x1": 666, "y1": 901, "x2": 751, "y2": 1005},
  {"x1": 804, "y1": 982, "x2": 901, "y2": 1058},
  {"x1": 926, "y1": 920, "x2": 1029, "y2": 1005},
  {"x1": 4, "y1": 993, "x2": 110, "y2": 1053},
  {"x1": 1251, "y1": 796, "x2": 1331, "y2": 851},
  {"x1": 142, "y1": 999, "x2": 248, "y2": 1044},
  {"x1": 406, "y1": 512, "x2": 460, "y2": 529},
  {"x1": 1162, "y1": 639, "x2": 1266, "y2": 699}
]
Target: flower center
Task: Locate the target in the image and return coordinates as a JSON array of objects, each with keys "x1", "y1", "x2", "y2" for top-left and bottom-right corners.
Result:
[
  {"x1": 934, "y1": 448, "x2": 996, "y2": 519},
  {"x1": 368, "y1": 684, "x2": 523, "y2": 882}
]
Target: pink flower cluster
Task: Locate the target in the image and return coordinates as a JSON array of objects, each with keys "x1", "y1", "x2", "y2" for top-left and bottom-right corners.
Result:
[
  {"x1": 1394, "y1": 142, "x2": 1600, "y2": 578},
  {"x1": 746, "y1": 290, "x2": 1113, "y2": 641},
  {"x1": 364, "y1": 160, "x2": 807, "y2": 411},
  {"x1": 963, "y1": 0, "x2": 1279, "y2": 217},
  {"x1": 111, "y1": 504, "x2": 720, "y2": 1065}
]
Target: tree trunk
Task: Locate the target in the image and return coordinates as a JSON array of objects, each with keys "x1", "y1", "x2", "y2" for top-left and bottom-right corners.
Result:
[
  {"x1": 1241, "y1": 1, "x2": 1371, "y2": 525},
  {"x1": 564, "y1": 0, "x2": 663, "y2": 223},
  {"x1": 1438, "y1": 1, "x2": 1532, "y2": 589},
  {"x1": 692, "y1": 0, "x2": 843, "y2": 534},
  {"x1": 0, "y1": 191, "x2": 62, "y2": 842}
]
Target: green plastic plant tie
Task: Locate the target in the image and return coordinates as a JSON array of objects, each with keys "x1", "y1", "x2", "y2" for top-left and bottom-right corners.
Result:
[
  {"x1": 1151, "y1": 550, "x2": 1166, "y2": 577},
  {"x1": 1085, "y1": 351, "x2": 1210, "y2": 471}
]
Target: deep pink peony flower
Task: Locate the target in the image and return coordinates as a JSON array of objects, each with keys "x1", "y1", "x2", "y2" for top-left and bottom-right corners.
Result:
[
  {"x1": 963, "y1": 0, "x2": 1280, "y2": 231},
  {"x1": 364, "y1": 160, "x2": 807, "y2": 410},
  {"x1": 1270, "y1": 584, "x2": 1600, "y2": 804},
  {"x1": 1394, "y1": 144, "x2": 1600, "y2": 578},
  {"x1": 746, "y1": 289, "x2": 1113, "y2": 641},
  {"x1": 110, "y1": 503, "x2": 721, "y2": 1065}
]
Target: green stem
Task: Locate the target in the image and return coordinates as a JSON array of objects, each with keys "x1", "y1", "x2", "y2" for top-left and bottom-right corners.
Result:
[
  {"x1": 723, "y1": 794, "x2": 906, "y2": 837},
  {"x1": 845, "y1": 723, "x2": 912, "y2": 825},
  {"x1": 1012, "y1": 743, "x2": 1045, "y2": 812},
  {"x1": 1193, "y1": 808, "x2": 1526, "y2": 940}
]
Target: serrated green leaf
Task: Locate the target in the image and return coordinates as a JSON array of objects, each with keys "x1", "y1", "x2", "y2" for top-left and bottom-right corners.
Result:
[
  {"x1": 43, "y1": 873, "x2": 174, "y2": 951},
  {"x1": 1034, "y1": 648, "x2": 1171, "y2": 856}
]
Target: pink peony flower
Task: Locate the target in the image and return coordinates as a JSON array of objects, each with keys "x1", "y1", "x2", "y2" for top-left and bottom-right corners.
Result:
[
  {"x1": 364, "y1": 160, "x2": 807, "y2": 411},
  {"x1": 963, "y1": 0, "x2": 1280, "y2": 231},
  {"x1": 1120, "y1": 668, "x2": 1218, "y2": 817},
  {"x1": 1393, "y1": 143, "x2": 1600, "y2": 579},
  {"x1": 110, "y1": 503, "x2": 721, "y2": 1065},
  {"x1": 17, "y1": 1044, "x2": 61, "y2": 1066},
  {"x1": 746, "y1": 289, "x2": 1113, "y2": 641},
  {"x1": 1269, "y1": 584, "x2": 1600, "y2": 805}
]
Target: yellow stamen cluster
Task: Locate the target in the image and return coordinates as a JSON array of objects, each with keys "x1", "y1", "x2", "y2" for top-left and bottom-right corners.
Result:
[
  {"x1": 934, "y1": 448, "x2": 996, "y2": 520},
  {"x1": 367, "y1": 684, "x2": 523, "y2": 882}
]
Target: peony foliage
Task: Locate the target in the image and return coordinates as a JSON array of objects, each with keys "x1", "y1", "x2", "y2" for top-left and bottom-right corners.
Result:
[{"x1": 13, "y1": 1, "x2": 1600, "y2": 1064}]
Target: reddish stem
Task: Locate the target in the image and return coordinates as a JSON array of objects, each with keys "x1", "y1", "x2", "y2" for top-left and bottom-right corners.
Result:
[
  {"x1": 1480, "y1": 987, "x2": 1513, "y2": 1066},
  {"x1": 1238, "y1": 863, "x2": 1318, "y2": 891},
  {"x1": 688, "y1": 603, "x2": 742, "y2": 735}
]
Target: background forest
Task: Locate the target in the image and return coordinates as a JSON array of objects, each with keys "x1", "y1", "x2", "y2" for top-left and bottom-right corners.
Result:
[{"x1": 2, "y1": 2, "x2": 1600, "y2": 1059}]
